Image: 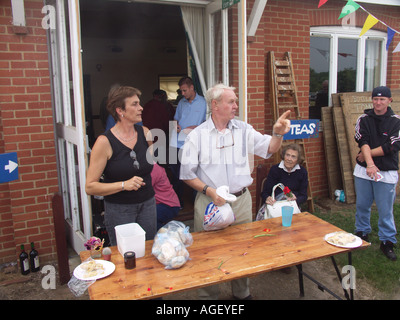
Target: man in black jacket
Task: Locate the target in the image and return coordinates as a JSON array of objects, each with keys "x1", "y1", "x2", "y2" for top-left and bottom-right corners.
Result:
[{"x1": 354, "y1": 86, "x2": 400, "y2": 261}]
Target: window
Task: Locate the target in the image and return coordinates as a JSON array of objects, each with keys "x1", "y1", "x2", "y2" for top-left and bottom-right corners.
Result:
[
  {"x1": 309, "y1": 26, "x2": 387, "y2": 120},
  {"x1": 158, "y1": 75, "x2": 185, "y2": 102}
]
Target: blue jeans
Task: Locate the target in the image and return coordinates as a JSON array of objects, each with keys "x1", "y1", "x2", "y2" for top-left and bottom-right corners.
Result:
[
  {"x1": 354, "y1": 176, "x2": 397, "y2": 243},
  {"x1": 104, "y1": 197, "x2": 157, "y2": 245}
]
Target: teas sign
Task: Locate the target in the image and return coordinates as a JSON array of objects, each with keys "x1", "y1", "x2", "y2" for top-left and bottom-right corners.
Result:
[
  {"x1": 0, "y1": 152, "x2": 18, "y2": 183},
  {"x1": 284, "y1": 120, "x2": 319, "y2": 140}
]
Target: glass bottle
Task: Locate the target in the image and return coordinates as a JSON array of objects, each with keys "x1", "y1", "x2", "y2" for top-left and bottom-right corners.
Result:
[
  {"x1": 19, "y1": 244, "x2": 30, "y2": 275},
  {"x1": 29, "y1": 242, "x2": 40, "y2": 272}
]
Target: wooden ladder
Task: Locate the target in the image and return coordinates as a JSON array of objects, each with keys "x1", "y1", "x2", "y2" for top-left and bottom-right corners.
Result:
[{"x1": 268, "y1": 51, "x2": 314, "y2": 213}]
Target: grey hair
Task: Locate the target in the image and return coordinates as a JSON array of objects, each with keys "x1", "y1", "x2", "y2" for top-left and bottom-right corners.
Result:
[{"x1": 205, "y1": 83, "x2": 236, "y2": 108}]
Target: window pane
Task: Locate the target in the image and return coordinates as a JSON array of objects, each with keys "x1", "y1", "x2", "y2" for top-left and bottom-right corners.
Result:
[
  {"x1": 337, "y1": 38, "x2": 357, "y2": 93},
  {"x1": 159, "y1": 76, "x2": 183, "y2": 101},
  {"x1": 59, "y1": 139, "x2": 71, "y2": 221},
  {"x1": 309, "y1": 37, "x2": 330, "y2": 120},
  {"x1": 364, "y1": 39, "x2": 382, "y2": 91},
  {"x1": 73, "y1": 144, "x2": 84, "y2": 236},
  {"x1": 211, "y1": 11, "x2": 223, "y2": 85}
]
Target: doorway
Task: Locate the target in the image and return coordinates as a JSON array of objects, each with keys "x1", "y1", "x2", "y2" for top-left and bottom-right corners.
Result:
[
  {"x1": 80, "y1": 0, "x2": 193, "y2": 239},
  {"x1": 48, "y1": 0, "x2": 237, "y2": 254},
  {"x1": 80, "y1": 0, "x2": 188, "y2": 139}
]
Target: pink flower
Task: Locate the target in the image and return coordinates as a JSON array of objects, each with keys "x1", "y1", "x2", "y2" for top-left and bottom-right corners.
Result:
[{"x1": 84, "y1": 236, "x2": 104, "y2": 250}]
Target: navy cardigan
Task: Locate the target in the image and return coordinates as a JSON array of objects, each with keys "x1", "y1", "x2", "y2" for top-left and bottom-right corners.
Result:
[{"x1": 261, "y1": 163, "x2": 308, "y2": 206}]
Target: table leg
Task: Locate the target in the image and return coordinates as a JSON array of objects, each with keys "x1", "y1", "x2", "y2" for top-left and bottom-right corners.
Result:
[
  {"x1": 330, "y1": 255, "x2": 351, "y2": 300},
  {"x1": 348, "y1": 252, "x2": 354, "y2": 300},
  {"x1": 296, "y1": 262, "x2": 344, "y2": 300},
  {"x1": 296, "y1": 264, "x2": 304, "y2": 297}
]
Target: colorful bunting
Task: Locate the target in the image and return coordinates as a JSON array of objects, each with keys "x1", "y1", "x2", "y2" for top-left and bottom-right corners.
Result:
[
  {"x1": 318, "y1": 0, "x2": 329, "y2": 8},
  {"x1": 359, "y1": 14, "x2": 379, "y2": 37},
  {"x1": 338, "y1": 0, "x2": 360, "y2": 20},
  {"x1": 318, "y1": 0, "x2": 400, "y2": 53}
]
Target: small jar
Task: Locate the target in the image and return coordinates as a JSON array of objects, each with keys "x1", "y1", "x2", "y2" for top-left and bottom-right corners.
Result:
[{"x1": 124, "y1": 251, "x2": 136, "y2": 269}]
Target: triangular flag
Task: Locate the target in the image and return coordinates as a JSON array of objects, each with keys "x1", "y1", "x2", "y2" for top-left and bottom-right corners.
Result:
[
  {"x1": 338, "y1": 0, "x2": 360, "y2": 20},
  {"x1": 318, "y1": 0, "x2": 328, "y2": 8},
  {"x1": 394, "y1": 42, "x2": 400, "y2": 54},
  {"x1": 359, "y1": 15, "x2": 379, "y2": 37},
  {"x1": 387, "y1": 27, "x2": 396, "y2": 51}
]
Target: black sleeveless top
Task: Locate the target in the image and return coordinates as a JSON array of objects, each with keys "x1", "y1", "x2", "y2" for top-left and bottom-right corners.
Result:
[{"x1": 103, "y1": 125, "x2": 154, "y2": 204}]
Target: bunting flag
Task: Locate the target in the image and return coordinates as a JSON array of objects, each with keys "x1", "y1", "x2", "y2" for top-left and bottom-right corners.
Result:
[
  {"x1": 338, "y1": 0, "x2": 360, "y2": 20},
  {"x1": 318, "y1": 0, "x2": 329, "y2": 8},
  {"x1": 387, "y1": 27, "x2": 396, "y2": 51},
  {"x1": 359, "y1": 14, "x2": 379, "y2": 37},
  {"x1": 394, "y1": 42, "x2": 400, "y2": 54}
]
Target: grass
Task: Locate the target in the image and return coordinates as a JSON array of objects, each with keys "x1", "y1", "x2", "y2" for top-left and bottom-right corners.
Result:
[{"x1": 314, "y1": 203, "x2": 400, "y2": 296}]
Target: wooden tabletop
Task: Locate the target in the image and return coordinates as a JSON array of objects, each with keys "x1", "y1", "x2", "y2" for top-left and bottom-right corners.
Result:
[{"x1": 80, "y1": 212, "x2": 369, "y2": 300}]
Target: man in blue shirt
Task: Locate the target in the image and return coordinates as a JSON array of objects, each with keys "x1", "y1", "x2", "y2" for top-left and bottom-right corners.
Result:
[{"x1": 170, "y1": 77, "x2": 206, "y2": 206}]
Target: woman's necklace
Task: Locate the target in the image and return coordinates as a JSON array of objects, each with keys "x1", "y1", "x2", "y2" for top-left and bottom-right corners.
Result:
[{"x1": 114, "y1": 127, "x2": 136, "y2": 142}]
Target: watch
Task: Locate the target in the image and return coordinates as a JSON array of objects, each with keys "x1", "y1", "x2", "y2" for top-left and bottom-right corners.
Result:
[
  {"x1": 273, "y1": 132, "x2": 283, "y2": 138},
  {"x1": 202, "y1": 184, "x2": 209, "y2": 195}
]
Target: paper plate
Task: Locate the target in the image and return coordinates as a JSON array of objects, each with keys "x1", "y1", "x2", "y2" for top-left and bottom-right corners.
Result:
[
  {"x1": 73, "y1": 259, "x2": 115, "y2": 281},
  {"x1": 324, "y1": 231, "x2": 362, "y2": 248}
]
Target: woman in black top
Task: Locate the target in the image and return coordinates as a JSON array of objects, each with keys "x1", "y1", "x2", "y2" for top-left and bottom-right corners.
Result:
[{"x1": 85, "y1": 86, "x2": 156, "y2": 245}]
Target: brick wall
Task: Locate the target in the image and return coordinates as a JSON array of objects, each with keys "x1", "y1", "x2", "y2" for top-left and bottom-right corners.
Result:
[
  {"x1": 241, "y1": 0, "x2": 400, "y2": 212},
  {"x1": 0, "y1": 0, "x2": 58, "y2": 264}
]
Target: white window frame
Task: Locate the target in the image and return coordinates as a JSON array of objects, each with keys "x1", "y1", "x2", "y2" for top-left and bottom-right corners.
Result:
[{"x1": 310, "y1": 26, "x2": 387, "y2": 105}]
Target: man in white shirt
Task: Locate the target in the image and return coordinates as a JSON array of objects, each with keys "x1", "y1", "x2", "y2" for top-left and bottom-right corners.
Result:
[{"x1": 180, "y1": 83, "x2": 291, "y2": 299}]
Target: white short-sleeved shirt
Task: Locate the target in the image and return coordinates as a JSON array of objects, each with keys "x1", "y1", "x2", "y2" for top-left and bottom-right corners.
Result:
[{"x1": 179, "y1": 117, "x2": 273, "y2": 193}]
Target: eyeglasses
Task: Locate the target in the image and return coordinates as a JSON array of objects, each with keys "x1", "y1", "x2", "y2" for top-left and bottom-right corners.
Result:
[
  {"x1": 130, "y1": 150, "x2": 140, "y2": 170},
  {"x1": 216, "y1": 130, "x2": 235, "y2": 149}
]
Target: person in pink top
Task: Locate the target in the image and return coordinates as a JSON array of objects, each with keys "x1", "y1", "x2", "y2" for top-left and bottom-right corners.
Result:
[{"x1": 151, "y1": 163, "x2": 181, "y2": 230}]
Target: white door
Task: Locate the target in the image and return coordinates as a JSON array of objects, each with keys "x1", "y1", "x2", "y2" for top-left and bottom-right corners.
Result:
[{"x1": 46, "y1": 0, "x2": 91, "y2": 253}]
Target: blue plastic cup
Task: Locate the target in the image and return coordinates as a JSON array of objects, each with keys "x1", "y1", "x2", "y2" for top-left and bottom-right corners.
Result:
[{"x1": 281, "y1": 206, "x2": 294, "y2": 227}]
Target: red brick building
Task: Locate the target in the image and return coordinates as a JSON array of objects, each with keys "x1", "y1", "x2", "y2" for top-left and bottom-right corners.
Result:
[{"x1": 0, "y1": 0, "x2": 399, "y2": 269}]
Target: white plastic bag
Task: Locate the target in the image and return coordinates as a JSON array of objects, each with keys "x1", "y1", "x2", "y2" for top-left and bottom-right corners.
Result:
[
  {"x1": 203, "y1": 202, "x2": 235, "y2": 231},
  {"x1": 215, "y1": 185, "x2": 237, "y2": 202},
  {"x1": 256, "y1": 203, "x2": 266, "y2": 221},
  {"x1": 152, "y1": 221, "x2": 193, "y2": 269},
  {"x1": 203, "y1": 185, "x2": 237, "y2": 231},
  {"x1": 68, "y1": 257, "x2": 96, "y2": 297}
]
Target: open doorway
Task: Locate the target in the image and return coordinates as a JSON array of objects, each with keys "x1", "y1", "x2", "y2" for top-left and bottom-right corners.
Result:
[
  {"x1": 79, "y1": 0, "x2": 195, "y2": 240},
  {"x1": 80, "y1": 0, "x2": 187, "y2": 138}
]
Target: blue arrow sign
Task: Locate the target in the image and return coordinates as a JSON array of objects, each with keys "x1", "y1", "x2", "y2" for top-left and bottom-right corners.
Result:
[
  {"x1": 284, "y1": 119, "x2": 320, "y2": 140},
  {"x1": 0, "y1": 152, "x2": 19, "y2": 183}
]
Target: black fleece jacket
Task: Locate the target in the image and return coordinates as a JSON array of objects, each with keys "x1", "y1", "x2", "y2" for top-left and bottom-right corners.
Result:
[{"x1": 354, "y1": 107, "x2": 400, "y2": 171}]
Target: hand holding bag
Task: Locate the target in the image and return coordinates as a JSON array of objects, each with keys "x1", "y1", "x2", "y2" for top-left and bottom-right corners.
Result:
[
  {"x1": 265, "y1": 183, "x2": 301, "y2": 219},
  {"x1": 203, "y1": 186, "x2": 237, "y2": 231}
]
